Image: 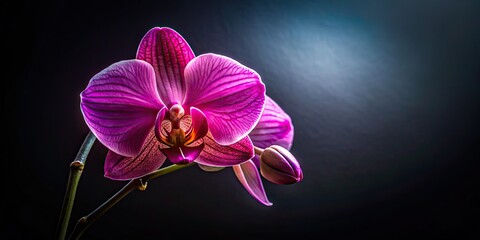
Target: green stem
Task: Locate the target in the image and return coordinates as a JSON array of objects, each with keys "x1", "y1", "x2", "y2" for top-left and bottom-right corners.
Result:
[
  {"x1": 68, "y1": 163, "x2": 194, "y2": 240},
  {"x1": 57, "y1": 131, "x2": 96, "y2": 240}
]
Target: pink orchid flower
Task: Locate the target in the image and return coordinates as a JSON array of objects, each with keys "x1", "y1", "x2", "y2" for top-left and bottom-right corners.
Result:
[
  {"x1": 199, "y1": 96, "x2": 302, "y2": 206},
  {"x1": 80, "y1": 27, "x2": 266, "y2": 180}
]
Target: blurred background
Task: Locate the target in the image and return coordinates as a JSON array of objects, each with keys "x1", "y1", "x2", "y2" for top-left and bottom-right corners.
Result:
[{"x1": 4, "y1": 0, "x2": 480, "y2": 239}]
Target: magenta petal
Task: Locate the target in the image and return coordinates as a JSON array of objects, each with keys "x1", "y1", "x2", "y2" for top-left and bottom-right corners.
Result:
[
  {"x1": 195, "y1": 133, "x2": 254, "y2": 167},
  {"x1": 233, "y1": 160, "x2": 272, "y2": 206},
  {"x1": 154, "y1": 107, "x2": 168, "y2": 143},
  {"x1": 185, "y1": 107, "x2": 209, "y2": 145},
  {"x1": 160, "y1": 144, "x2": 204, "y2": 165},
  {"x1": 137, "y1": 27, "x2": 195, "y2": 107},
  {"x1": 105, "y1": 131, "x2": 166, "y2": 180},
  {"x1": 249, "y1": 96, "x2": 294, "y2": 150},
  {"x1": 81, "y1": 60, "x2": 163, "y2": 157},
  {"x1": 183, "y1": 54, "x2": 266, "y2": 145}
]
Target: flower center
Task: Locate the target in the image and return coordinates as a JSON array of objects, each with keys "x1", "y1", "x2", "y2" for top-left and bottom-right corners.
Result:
[
  {"x1": 155, "y1": 106, "x2": 208, "y2": 165},
  {"x1": 169, "y1": 128, "x2": 186, "y2": 147},
  {"x1": 164, "y1": 104, "x2": 186, "y2": 146}
]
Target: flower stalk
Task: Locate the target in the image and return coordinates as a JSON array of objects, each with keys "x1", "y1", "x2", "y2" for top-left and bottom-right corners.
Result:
[
  {"x1": 57, "y1": 131, "x2": 96, "y2": 240},
  {"x1": 69, "y1": 163, "x2": 194, "y2": 240},
  {"x1": 254, "y1": 146, "x2": 264, "y2": 156}
]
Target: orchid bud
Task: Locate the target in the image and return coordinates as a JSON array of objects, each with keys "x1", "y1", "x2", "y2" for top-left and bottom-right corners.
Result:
[{"x1": 259, "y1": 145, "x2": 303, "y2": 185}]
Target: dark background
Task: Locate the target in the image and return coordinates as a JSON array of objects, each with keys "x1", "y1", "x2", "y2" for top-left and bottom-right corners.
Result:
[{"x1": 4, "y1": 0, "x2": 480, "y2": 239}]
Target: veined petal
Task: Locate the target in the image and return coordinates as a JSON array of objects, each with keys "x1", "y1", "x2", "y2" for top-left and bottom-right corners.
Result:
[
  {"x1": 81, "y1": 60, "x2": 163, "y2": 157},
  {"x1": 249, "y1": 96, "x2": 294, "y2": 150},
  {"x1": 183, "y1": 54, "x2": 266, "y2": 145},
  {"x1": 105, "y1": 130, "x2": 166, "y2": 180},
  {"x1": 249, "y1": 96, "x2": 293, "y2": 166},
  {"x1": 137, "y1": 27, "x2": 195, "y2": 107},
  {"x1": 233, "y1": 160, "x2": 272, "y2": 206},
  {"x1": 195, "y1": 133, "x2": 254, "y2": 167}
]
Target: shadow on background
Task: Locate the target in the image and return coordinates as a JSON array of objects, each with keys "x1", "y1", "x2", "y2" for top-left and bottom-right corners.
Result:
[{"x1": 5, "y1": 0, "x2": 480, "y2": 239}]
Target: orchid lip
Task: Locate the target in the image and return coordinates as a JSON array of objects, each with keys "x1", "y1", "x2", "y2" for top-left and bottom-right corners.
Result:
[{"x1": 159, "y1": 144, "x2": 205, "y2": 165}]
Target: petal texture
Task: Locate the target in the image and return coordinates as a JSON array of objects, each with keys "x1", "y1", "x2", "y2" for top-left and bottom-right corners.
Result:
[
  {"x1": 104, "y1": 130, "x2": 166, "y2": 180},
  {"x1": 249, "y1": 96, "x2": 293, "y2": 166},
  {"x1": 195, "y1": 133, "x2": 254, "y2": 167},
  {"x1": 233, "y1": 160, "x2": 272, "y2": 206},
  {"x1": 183, "y1": 54, "x2": 266, "y2": 145},
  {"x1": 81, "y1": 60, "x2": 163, "y2": 157},
  {"x1": 249, "y1": 96, "x2": 294, "y2": 150},
  {"x1": 137, "y1": 27, "x2": 195, "y2": 107}
]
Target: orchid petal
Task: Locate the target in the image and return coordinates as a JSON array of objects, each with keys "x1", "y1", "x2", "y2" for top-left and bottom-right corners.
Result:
[
  {"x1": 81, "y1": 60, "x2": 163, "y2": 157},
  {"x1": 154, "y1": 107, "x2": 169, "y2": 145},
  {"x1": 159, "y1": 144, "x2": 204, "y2": 165},
  {"x1": 137, "y1": 27, "x2": 195, "y2": 107},
  {"x1": 184, "y1": 107, "x2": 208, "y2": 145},
  {"x1": 183, "y1": 54, "x2": 266, "y2": 145},
  {"x1": 195, "y1": 133, "x2": 254, "y2": 167},
  {"x1": 249, "y1": 96, "x2": 294, "y2": 150},
  {"x1": 233, "y1": 160, "x2": 272, "y2": 206},
  {"x1": 104, "y1": 130, "x2": 166, "y2": 180},
  {"x1": 250, "y1": 96, "x2": 294, "y2": 165}
]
